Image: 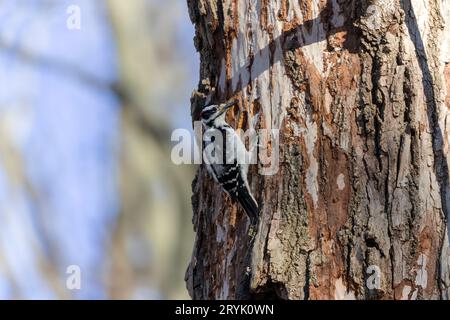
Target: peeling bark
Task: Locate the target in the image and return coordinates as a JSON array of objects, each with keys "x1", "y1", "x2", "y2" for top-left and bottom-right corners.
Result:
[{"x1": 186, "y1": 0, "x2": 450, "y2": 300}]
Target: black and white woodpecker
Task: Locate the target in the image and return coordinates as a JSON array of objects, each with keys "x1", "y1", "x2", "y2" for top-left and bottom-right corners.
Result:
[{"x1": 200, "y1": 100, "x2": 259, "y2": 225}]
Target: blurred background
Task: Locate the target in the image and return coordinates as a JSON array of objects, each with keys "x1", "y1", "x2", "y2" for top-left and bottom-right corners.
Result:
[{"x1": 0, "y1": 0, "x2": 197, "y2": 299}]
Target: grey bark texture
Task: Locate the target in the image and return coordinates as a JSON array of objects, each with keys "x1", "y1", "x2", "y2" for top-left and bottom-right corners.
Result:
[{"x1": 186, "y1": 0, "x2": 450, "y2": 299}]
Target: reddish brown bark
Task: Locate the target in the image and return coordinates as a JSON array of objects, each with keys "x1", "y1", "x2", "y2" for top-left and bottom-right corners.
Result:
[{"x1": 186, "y1": 0, "x2": 450, "y2": 300}]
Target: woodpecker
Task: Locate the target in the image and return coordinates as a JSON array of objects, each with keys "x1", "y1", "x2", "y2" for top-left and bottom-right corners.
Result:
[{"x1": 200, "y1": 100, "x2": 259, "y2": 225}]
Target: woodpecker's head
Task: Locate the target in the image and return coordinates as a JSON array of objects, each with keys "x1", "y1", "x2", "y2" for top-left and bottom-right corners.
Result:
[{"x1": 200, "y1": 100, "x2": 237, "y2": 125}]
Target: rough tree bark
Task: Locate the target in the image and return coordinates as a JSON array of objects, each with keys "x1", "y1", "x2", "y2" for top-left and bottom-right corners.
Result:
[{"x1": 185, "y1": 0, "x2": 450, "y2": 299}]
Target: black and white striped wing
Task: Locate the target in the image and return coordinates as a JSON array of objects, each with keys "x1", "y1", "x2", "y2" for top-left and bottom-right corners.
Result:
[{"x1": 213, "y1": 161, "x2": 259, "y2": 224}]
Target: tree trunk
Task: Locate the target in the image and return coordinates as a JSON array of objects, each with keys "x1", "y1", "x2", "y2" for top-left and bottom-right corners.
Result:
[{"x1": 185, "y1": 0, "x2": 450, "y2": 300}]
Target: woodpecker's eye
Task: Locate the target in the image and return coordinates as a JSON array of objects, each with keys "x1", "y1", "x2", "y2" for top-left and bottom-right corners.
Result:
[{"x1": 201, "y1": 109, "x2": 215, "y2": 120}]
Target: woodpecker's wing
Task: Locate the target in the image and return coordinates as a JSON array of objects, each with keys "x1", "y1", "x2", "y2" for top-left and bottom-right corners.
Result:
[
  {"x1": 202, "y1": 124, "x2": 259, "y2": 224},
  {"x1": 214, "y1": 161, "x2": 259, "y2": 224}
]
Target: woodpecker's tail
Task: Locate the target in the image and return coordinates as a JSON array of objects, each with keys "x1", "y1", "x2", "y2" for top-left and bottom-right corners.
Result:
[{"x1": 235, "y1": 187, "x2": 259, "y2": 225}]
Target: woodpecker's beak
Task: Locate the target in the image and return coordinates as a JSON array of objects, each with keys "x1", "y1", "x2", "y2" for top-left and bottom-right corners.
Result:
[{"x1": 217, "y1": 99, "x2": 238, "y2": 116}]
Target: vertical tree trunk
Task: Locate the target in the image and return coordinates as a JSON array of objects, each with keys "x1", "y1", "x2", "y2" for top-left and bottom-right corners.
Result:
[{"x1": 185, "y1": 0, "x2": 450, "y2": 300}]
